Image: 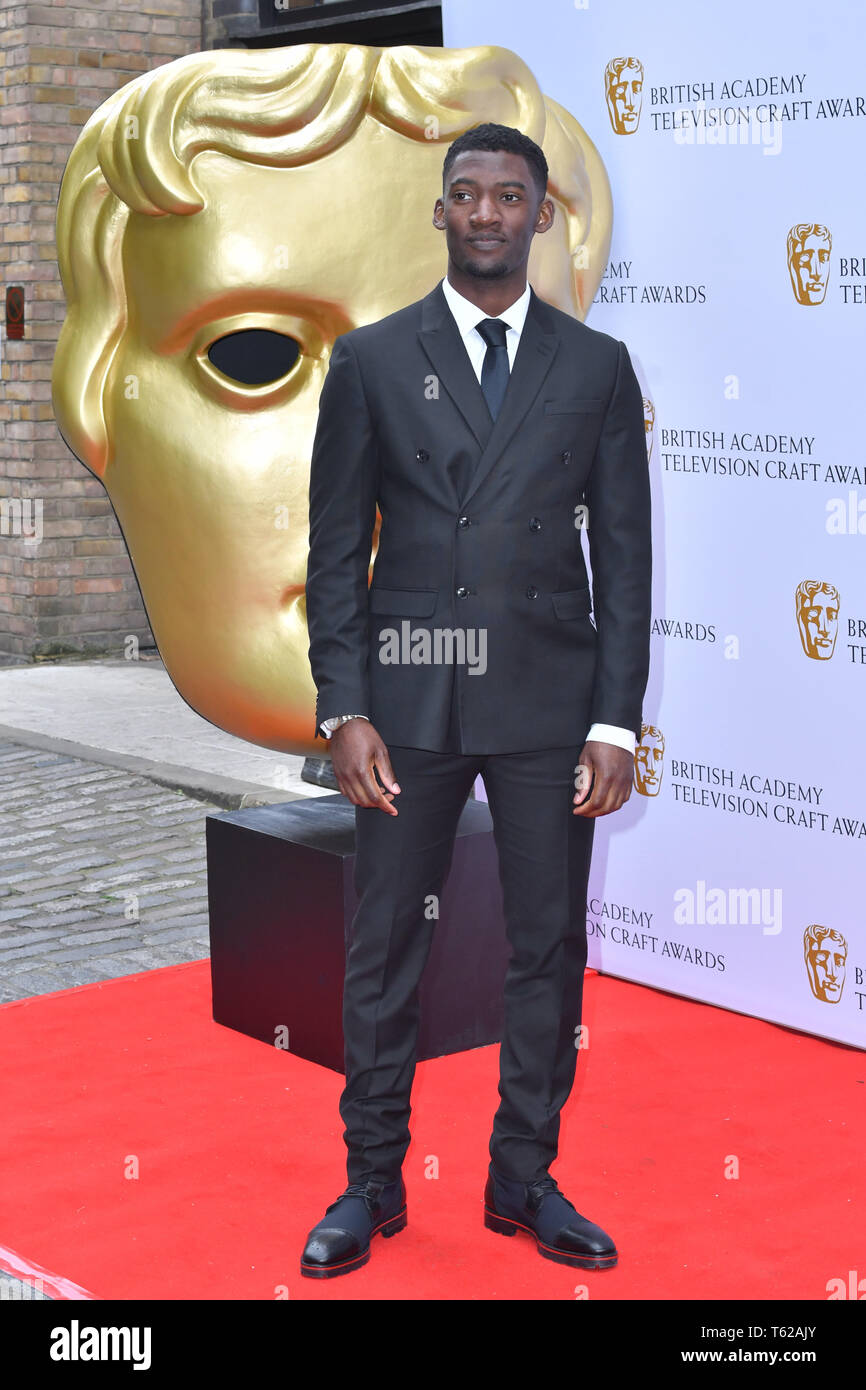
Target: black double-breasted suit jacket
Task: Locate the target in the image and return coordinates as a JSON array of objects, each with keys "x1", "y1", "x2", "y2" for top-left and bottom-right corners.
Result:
[{"x1": 305, "y1": 279, "x2": 652, "y2": 755}]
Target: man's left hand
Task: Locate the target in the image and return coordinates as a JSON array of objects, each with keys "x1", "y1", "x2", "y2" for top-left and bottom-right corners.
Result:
[{"x1": 572, "y1": 740, "x2": 634, "y2": 817}]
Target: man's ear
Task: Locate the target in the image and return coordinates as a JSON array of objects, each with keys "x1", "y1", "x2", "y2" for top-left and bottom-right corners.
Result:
[
  {"x1": 535, "y1": 197, "x2": 555, "y2": 234},
  {"x1": 432, "y1": 196, "x2": 445, "y2": 230}
]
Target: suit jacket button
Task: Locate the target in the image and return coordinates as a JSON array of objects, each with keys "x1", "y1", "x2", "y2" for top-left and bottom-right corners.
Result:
[
  {"x1": 457, "y1": 515, "x2": 470, "y2": 528},
  {"x1": 456, "y1": 586, "x2": 469, "y2": 598},
  {"x1": 529, "y1": 517, "x2": 542, "y2": 530},
  {"x1": 416, "y1": 448, "x2": 429, "y2": 462},
  {"x1": 561, "y1": 449, "x2": 571, "y2": 464},
  {"x1": 526, "y1": 585, "x2": 538, "y2": 599}
]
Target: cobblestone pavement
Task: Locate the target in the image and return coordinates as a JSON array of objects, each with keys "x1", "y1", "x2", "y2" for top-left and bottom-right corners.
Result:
[{"x1": 0, "y1": 738, "x2": 224, "y2": 1005}]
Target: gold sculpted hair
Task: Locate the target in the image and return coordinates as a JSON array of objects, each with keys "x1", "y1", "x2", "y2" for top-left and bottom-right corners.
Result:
[
  {"x1": 796, "y1": 579, "x2": 839, "y2": 608},
  {"x1": 803, "y1": 923, "x2": 846, "y2": 953},
  {"x1": 605, "y1": 56, "x2": 642, "y2": 83},
  {"x1": 787, "y1": 223, "x2": 832, "y2": 260},
  {"x1": 54, "y1": 43, "x2": 611, "y2": 476},
  {"x1": 640, "y1": 724, "x2": 664, "y2": 748}
]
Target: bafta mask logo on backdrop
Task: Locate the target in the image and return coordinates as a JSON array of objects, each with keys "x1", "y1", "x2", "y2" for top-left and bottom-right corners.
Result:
[
  {"x1": 642, "y1": 396, "x2": 655, "y2": 461},
  {"x1": 795, "y1": 579, "x2": 840, "y2": 659},
  {"x1": 787, "y1": 223, "x2": 832, "y2": 305},
  {"x1": 51, "y1": 44, "x2": 614, "y2": 756},
  {"x1": 634, "y1": 723, "x2": 664, "y2": 796},
  {"x1": 804, "y1": 924, "x2": 847, "y2": 1004},
  {"x1": 604, "y1": 58, "x2": 644, "y2": 135}
]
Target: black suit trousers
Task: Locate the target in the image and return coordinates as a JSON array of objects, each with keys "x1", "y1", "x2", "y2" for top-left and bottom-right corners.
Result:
[{"x1": 339, "y1": 686, "x2": 595, "y2": 1185}]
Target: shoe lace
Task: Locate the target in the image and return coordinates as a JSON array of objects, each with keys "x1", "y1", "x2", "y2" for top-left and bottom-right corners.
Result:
[
  {"x1": 527, "y1": 1175, "x2": 577, "y2": 1212},
  {"x1": 326, "y1": 1180, "x2": 386, "y2": 1215}
]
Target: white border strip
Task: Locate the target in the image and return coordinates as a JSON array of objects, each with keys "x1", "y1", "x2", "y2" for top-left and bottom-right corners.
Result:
[{"x1": 0, "y1": 1243, "x2": 98, "y2": 1300}]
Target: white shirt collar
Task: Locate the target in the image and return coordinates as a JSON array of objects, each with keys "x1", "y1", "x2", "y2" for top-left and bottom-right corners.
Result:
[{"x1": 440, "y1": 275, "x2": 532, "y2": 341}]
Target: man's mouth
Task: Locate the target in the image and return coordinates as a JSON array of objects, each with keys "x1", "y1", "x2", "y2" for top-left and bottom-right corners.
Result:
[{"x1": 468, "y1": 236, "x2": 505, "y2": 248}]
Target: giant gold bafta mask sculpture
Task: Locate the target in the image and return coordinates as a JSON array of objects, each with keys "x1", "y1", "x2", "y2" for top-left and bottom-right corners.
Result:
[{"x1": 52, "y1": 43, "x2": 613, "y2": 755}]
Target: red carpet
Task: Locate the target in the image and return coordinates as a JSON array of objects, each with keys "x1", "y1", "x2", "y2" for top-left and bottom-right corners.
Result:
[{"x1": 0, "y1": 962, "x2": 862, "y2": 1300}]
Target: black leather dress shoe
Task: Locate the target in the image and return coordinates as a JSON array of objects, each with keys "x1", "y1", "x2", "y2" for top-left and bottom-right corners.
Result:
[
  {"x1": 483, "y1": 1166, "x2": 617, "y2": 1270},
  {"x1": 300, "y1": 1176, "x2": 406, "y2": 1279}
]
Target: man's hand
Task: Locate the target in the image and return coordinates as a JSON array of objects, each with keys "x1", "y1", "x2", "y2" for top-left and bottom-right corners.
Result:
[
  {"x1": 573, "y1": 740, "x2": 634, "y2": 817},
  {"x1": 329, "y1": 719, "x2": 401, "y2": 815}
]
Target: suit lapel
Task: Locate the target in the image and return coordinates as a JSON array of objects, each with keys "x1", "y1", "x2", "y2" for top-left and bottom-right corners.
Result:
[
  {"x1": 416, "y1": 281, "x2": 561, "y2": 506},
  {"x1": 416, "y1": 282, "x2": 494, "y2": 453}
]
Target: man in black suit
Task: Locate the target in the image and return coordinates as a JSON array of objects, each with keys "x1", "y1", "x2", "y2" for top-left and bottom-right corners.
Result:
[{"x1": 302, "y1": 123, "x2": 651, "y2": 1278}]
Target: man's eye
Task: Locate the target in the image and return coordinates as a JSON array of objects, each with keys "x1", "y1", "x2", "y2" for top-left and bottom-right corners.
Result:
[{"x1": 207, "y1": 329, "x2": 300, "y2": 386}]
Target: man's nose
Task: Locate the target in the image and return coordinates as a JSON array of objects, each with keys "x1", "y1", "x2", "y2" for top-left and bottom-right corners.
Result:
[{"x1": 470, "y1": 198, "x2": 501, "y2": 225}]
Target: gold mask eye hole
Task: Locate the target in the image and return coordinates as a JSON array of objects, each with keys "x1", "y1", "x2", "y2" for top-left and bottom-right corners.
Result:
[{"x1": 207, "y1": 328, "x2": 300, "y2": 386}]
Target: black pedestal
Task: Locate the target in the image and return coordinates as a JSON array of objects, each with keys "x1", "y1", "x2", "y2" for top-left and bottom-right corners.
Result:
[{"x1": 206, "y1": 793, "x2": 509, "y2": 1073}]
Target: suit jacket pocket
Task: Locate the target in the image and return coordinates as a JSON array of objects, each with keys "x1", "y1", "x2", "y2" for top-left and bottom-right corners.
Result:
[
  {"x1": 544, "y1": 398, "x2": 605, "y2": 414},
  {"x1": 368, "y1": 587, "x2": 439, "y2": 617},
  {"x1": 551, "y1": 587, "x2": 592, "y2": 619}
]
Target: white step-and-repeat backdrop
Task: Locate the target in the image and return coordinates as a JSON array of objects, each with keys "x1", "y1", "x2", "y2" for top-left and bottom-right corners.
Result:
[{"x1": 445, "y1": 0, "x2": 864, "y2": 1048}]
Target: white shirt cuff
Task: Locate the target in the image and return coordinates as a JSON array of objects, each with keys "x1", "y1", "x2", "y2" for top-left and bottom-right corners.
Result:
[{"x1": 586, "y1": 722, "x2": 636, "y2": 755}]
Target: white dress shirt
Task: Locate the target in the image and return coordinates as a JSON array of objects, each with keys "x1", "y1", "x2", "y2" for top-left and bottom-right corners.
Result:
[{"x1": 321, "y1": 275, "x2": 636, "y2": 756}]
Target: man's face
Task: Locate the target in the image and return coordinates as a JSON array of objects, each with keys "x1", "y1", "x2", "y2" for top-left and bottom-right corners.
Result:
[
  {"x1": 432, "y1": 149, "x2": 553, "y2": 280},
  {"x1": 606, "y1": 66, "x2": 643, "y2": 134},
  {"x1": 91, "y1": 129, "x2": 576, "y2": 753},
  {"x1": 790, "y1": 232, "x2": 831, "y2": 304},
  {"x1": 104, "y1": 127, "x2": 450, "y2": 748},
  {"x1": 634, "y1": 736, "x2": 663, "y2": 795},
  {"x1": 797, "y1": 586, "x2": 839, "y2": 658},
  {"x1": 807, "y1": 940, "x2": 846, "y2": 1002}
]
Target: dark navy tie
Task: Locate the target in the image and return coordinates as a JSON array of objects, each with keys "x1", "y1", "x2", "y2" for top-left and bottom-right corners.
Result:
[{"x1": 475, "y1": 318, "x2": 510, "y2": 420}]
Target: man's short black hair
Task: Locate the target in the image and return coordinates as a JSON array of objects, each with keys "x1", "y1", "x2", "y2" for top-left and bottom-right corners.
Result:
[{"x1": 442, "y1": 123, "x2": 548, "y2": 201}]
